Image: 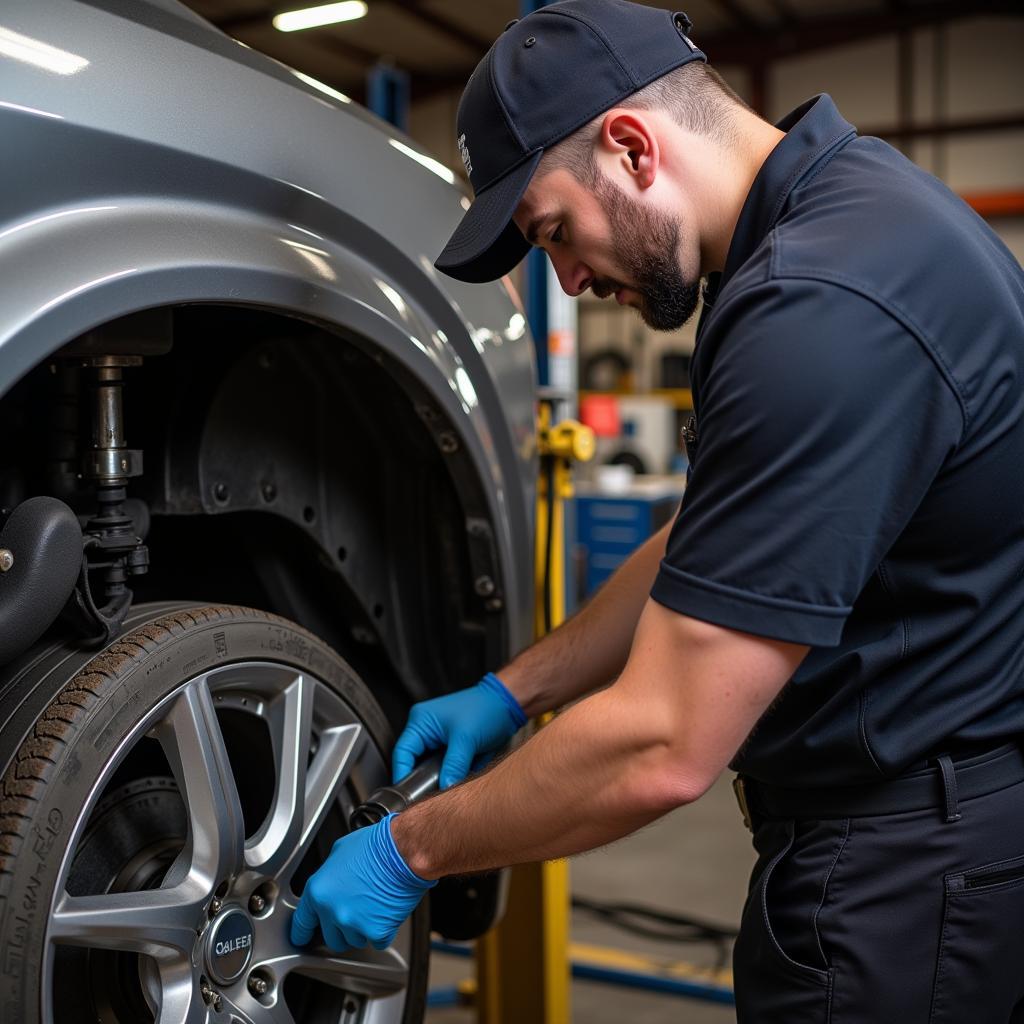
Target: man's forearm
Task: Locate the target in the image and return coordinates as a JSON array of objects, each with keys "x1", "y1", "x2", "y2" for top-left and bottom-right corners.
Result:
[
  {"x1": 499, "y1": 518, "x2": 674, "y2": 717},
  {"x1": 390, "y1": 601, "x2": 806, "y2": 880},
  {"x1": 391, "y1": 679, "x2": 685, "y2": 877}
]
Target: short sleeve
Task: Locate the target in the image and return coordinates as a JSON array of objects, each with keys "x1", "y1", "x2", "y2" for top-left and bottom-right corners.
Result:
[{"x1": 650, "y1": 277, "x2": 963, "y2": 646}]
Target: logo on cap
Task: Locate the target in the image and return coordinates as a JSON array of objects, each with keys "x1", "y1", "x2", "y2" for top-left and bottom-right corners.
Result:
[{"x1": 457, "y1": 133, "x2": 473, "y2": 177}]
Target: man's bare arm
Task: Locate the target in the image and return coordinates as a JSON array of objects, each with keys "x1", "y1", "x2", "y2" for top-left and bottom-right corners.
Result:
[
  {"x1": 392, "y1": 600, "x2": 807, "y2": 877},
  {"x1": 500, "y1": 519, "x2": 674, "y2": 717}
]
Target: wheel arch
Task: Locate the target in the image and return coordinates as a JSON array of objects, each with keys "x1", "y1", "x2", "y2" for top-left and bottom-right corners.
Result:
[{"x1": 0, "y1": 205, "x2": 534, "y2": 707}]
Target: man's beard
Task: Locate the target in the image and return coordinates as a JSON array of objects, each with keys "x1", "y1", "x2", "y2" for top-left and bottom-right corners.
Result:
[{"x1": 589, "y1": 174, "x2": 701, "y2": 332}]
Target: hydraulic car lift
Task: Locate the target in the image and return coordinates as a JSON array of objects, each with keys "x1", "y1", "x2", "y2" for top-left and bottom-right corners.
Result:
[{"x1": 429, "y1": 401, "x2": 735, "y2": 1019}]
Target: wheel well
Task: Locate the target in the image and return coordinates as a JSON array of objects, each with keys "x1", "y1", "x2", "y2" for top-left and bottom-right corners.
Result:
[{"x1": 0, "y1": 305, "x2": 507, "y2": 723}]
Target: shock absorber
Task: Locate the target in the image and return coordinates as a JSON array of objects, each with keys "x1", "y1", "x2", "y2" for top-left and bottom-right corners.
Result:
[{"x1": 74, "y1": 354, "x2": 149, "y2": 639}]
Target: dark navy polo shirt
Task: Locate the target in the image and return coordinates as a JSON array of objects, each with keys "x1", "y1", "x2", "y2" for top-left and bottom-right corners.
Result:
[{"x1": 650, "y1": 94, "x2": 1024, "y2": 787}]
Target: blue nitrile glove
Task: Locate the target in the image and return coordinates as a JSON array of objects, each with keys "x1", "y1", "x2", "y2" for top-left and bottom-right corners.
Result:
[
  {"x1": 392, "y1": 672, "x2": 528, "y2": 789},
  {"x1": 291, "y1": 814, "x2": 436, "y2": 951}
]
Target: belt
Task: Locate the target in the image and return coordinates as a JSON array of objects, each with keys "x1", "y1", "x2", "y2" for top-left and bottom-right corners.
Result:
[{"x1": 733, "y1": 742, "x2": 1024, "y2": 831}]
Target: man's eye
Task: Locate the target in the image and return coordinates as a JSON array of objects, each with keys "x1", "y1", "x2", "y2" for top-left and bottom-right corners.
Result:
[{"x1": 550, "y1": 224, "x2": 564, "y2": 244}]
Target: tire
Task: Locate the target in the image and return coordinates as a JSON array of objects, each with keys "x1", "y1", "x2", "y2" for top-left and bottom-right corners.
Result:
[{"x1": 0, "y1": 604, "x2": 429, "y2": 1024}]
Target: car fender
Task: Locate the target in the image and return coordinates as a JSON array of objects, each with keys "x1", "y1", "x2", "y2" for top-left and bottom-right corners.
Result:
[{"x1": 0, "y1": 198, "x2": 535, "y2": 653}]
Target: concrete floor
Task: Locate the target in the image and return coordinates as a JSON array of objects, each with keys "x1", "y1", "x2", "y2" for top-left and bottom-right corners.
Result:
[{"x1": 424, "y1": 774, "x2": 755, "y2": 1023}]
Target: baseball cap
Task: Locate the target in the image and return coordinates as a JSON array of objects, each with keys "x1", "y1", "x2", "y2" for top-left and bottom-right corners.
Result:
[{"x1": 434, "y1": 0, "x2": 706, "y2": 284}]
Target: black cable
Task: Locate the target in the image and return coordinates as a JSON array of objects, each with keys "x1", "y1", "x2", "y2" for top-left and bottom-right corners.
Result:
[
  {"x1": 572, "y1": 895, "x2": 738, "y2": 972},
  {"x1": 572, "y1": 896, "x2": 737, "y2": 941}
]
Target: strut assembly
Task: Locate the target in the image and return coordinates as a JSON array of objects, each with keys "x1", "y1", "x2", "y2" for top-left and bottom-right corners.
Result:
[
  {"x1": 59, "y1": 310, "x2": 173, "y2": 644},
  {"x1": 0, "y1": 313, "x2": 169, "y2": 664},
  {"x1": 65, "y1": 353, "x2": 151, "y2": 642}
]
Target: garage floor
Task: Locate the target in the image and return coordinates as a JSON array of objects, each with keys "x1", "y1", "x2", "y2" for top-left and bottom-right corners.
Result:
[{"x1": 425, "y1": 773, "x2": 755, "y2": 1023}]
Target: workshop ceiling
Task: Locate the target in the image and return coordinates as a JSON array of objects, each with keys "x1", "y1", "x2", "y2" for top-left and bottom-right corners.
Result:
[{"x1": 180, "y1": 0, "x2": 1020, "y2": 106}]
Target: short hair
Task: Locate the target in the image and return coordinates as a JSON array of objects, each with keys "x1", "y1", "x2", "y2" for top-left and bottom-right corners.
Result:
[{"x1": 538, "y1": 62, "x2": 751, "y2": 187}]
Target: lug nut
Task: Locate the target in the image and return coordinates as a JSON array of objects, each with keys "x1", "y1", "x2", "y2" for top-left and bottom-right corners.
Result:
[
  {"x1": 248, "y1": 974, "x2": 269, "y2": 997},
  {"x1": 0, "y1": 549, "x2": 13, "y2": 572},
  {"x1": 209, "y1": 898, "x2": 223, "y2": 916},
  {"x1": 249, "y1": 893, "x2": 266, "y2": 914}
]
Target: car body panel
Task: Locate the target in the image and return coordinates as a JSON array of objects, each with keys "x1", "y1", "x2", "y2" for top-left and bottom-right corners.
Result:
[{"x1": 0, "y1": 0, "x2": 537, "y2": 654}]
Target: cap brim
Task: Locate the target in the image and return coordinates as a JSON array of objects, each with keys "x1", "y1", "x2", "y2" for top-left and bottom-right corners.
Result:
[{"x1": 435, "y1": 150, "x2": 543, "y2": 284}]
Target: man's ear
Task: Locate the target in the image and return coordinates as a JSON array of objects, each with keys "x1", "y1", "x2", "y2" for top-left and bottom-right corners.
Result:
[{"x1": 598, "y1": 109, "x2": 660, "y2": 190}]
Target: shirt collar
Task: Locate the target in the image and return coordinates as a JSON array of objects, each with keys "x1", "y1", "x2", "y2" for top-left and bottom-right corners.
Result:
[{"x1": 720, "y1": 94, "x2": 857, "y2": 288}]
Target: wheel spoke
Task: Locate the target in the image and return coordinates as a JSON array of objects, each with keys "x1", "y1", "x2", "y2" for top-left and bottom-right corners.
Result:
[
  {"x1": 50, "y1": 882, "x2": 206, "y2": 959},
  {"x1": 155, "y1": 959, "x2": 210, "y2": 1024},
  {"x1": 152, "y1": 675, "x2": 245, "y2": 887},
  {"x1": 222, "y1": 988, "x2": 294, "y2": 1024},
  {"x1": 268, "y1": 944, "x2": 409, "y2": 999},
  {"x1": 275, "y1": 722, "x2": 365, "y2": 884},
  {"x1": 245, "y1": 673, "x2": 314, "y2": 877}
]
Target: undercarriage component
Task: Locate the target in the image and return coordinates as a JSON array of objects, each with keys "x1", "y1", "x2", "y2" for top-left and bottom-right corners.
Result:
[
  {"x1": 0, "y1": 495, "x2": 82, "y2": 665},
  {"x1": 61, "y1": 352, "x2": 151, "y2": 644}
]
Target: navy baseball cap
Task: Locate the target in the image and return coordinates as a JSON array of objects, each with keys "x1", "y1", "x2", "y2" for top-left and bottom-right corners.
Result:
[{"x1": 435, "y1": 0, "x2": 706, "y2": 284}]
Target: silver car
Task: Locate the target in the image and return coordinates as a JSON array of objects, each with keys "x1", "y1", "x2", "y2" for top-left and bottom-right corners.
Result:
[{"x1": 0, "y1": 2, "x2": 535, "y2": 1021}]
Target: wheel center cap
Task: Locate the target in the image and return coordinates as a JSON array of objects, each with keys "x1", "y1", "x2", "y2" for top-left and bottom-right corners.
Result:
[{"x1": 205, "y1": 907, "x2": 254, "y2": 985}]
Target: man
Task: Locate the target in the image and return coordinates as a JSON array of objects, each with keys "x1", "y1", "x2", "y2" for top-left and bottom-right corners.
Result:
[{"x1": 293, "y1": 2, "x2": 1024, "y2": 1018}]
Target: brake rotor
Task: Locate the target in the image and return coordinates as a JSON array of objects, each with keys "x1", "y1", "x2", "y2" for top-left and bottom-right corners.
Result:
[{"x1": 60, "y1": 776, "x2": 187, "y2": 1024}]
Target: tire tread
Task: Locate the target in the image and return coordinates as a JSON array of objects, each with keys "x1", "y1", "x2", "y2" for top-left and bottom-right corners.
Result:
[{"x1": 0, "y1": 605, "x2": 294, "y2": 873}]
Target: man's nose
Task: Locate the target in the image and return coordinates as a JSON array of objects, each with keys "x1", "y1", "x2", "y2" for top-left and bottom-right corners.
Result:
[{"x1": 549, "y1": 252, "x2": 593, "y2": 297}]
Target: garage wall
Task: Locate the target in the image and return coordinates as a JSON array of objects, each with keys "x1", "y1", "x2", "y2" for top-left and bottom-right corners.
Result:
[
  {"x1": 407, "y1": 14, "x2": 1023, "y2": 383},
  {"x1": 765, "y1": 16, "x2": 1024, "y2": 262}
]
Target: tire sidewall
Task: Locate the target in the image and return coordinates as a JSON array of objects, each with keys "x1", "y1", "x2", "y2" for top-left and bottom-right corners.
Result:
[{"x1": 0, "y1": 605, "x2": 427, "y2": 1023}]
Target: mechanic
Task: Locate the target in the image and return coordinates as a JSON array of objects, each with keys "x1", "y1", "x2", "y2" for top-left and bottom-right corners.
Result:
[{"x1": 292, "y1": 1, "x2": 1024, "y2": 1018}]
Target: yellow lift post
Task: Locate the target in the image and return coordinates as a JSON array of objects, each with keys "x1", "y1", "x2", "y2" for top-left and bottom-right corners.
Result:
[
  {"x1": 431, "y1": 401, "x2": 734, "y2": 1016},
  {"x1": 474, "y1": 402, "x2": 594, "y2": 1024}
]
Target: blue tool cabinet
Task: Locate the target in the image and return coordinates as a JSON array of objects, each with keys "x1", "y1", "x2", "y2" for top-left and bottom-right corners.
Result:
[{"x1": 574, "y1": 478, "x2": 683, "y2": 598}]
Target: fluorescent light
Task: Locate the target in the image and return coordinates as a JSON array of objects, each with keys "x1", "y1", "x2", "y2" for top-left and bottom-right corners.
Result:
[
  {"x1": 388, "y1": 139, "x2": 457, "y2": 186},
  {"x1": 273, "y1": 2, "x2": 367, "y2": 32},
  {"x1": 291, "y1": 69, "x2": 351, "y2": 104},
  {"x1": 0, "y1": 26, "x2": 88, "y2": 75}
]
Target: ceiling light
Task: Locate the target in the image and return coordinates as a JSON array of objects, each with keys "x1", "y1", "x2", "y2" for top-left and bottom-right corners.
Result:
[{"x1": 273, "y1": 1, "x2": 368, "y2": 32}]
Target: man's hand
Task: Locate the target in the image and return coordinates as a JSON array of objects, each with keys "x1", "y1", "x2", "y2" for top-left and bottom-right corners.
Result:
[
  {"x1": 392, "y1": 672, "x2": 527, "y2": 788},
  {"x1": 391, "y1": 604, "x2": 809, "y2": 880},
  {"x1": 290, "y1": 815, "x2": 436, "y2": 951}
]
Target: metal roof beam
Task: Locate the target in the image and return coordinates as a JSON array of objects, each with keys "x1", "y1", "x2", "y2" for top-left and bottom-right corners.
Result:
[
  {"x1": 709, "y1": 0, "x2": 760, "y2": 32},
  {"x1": 696, "y1": 0, "x2": 1021, "y2": 64},
  {"x1": 394, "y1": 1, "x2": 493, "y2": 54},
  {"x1": 761, "y1": 0, "x2": 796, "y2": 25},
  {"x1": 864, "y1": 111, "x2": 1024, "y2": 141}
]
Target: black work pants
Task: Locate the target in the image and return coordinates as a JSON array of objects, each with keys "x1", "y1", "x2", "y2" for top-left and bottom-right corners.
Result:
[{"x1": 732, "y1": 773, "x2": 1024, "y2": 1022}]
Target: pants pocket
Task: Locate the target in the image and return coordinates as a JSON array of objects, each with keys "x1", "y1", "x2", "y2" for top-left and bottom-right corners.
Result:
[
  {"x1": 758, "y1": 821, "x2": 833, "y2": 984},
  {"x1": 930, "y1": 852, "x2": 1024, "y2": 1023},
  {"x1": 734, "y1": 820, "x2": 833, "y2": 1023}
]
